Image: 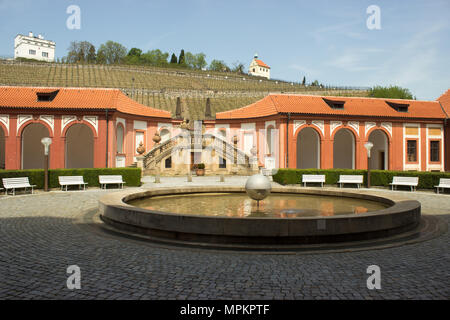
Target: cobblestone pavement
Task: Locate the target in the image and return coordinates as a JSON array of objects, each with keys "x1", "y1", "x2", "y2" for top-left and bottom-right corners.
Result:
[{"x1": 0, "y1": 177, "x2": 449, "y2": 300}]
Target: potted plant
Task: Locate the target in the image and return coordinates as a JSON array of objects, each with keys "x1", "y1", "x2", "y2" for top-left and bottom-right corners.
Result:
[{"x1": 195, "y1": 163, "x2": 205, "y2": 176}]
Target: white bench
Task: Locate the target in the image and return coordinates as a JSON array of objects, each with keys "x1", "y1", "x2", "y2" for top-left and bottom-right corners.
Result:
[
  {"x1": 390, "y1": 176, "x2": 419, "y2": 191},
  {"x1": 435, "y1": 178, "x2": 450, "y2": 194},
  {"x1": 99, "y1": 175, "x2": 125, "y2": 189},
  {"x1": 302, "y1": 174, "x2": 325, "y2": 187},
  {"x1": 58, "y1": 176, "x2": 88, "y2": 191},
  {"x1": 2, "y1": 177, "x2": 36, "y2": 196},
  {"x1": 337, "y1": 175, "x2": 364, "y2": 188}
]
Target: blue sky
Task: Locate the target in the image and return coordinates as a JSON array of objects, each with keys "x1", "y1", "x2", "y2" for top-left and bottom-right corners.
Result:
[{"x1": 0, "y1": 0, "x2": 449, "y2": 100}]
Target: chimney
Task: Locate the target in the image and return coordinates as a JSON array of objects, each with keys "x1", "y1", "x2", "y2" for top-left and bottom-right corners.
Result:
[
  {"x1": 29, "y1": 31, "x2": 33, "y2": 37},
  {"x1": 205, "y1": 98, "x2": 212, "y2": 119},
  {"x1": 175, "y1": 97, "x2": 182, "y2": 119}
]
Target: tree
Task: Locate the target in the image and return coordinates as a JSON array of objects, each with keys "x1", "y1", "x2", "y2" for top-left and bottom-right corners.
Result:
[
  {"x1": 232, "y1": 61, "x2": 245, "y2": 74},
  {"x1": 302, "y1": 76, "x2": 306, "y2": 86},
  {"x1": 140, "y1": 49, "x2": 169, "y2": 67},
  {"x1": 66, "y1": 41, "x2": 95, "y2": 63},
  {"x1": 124, "y1": 48, "x2": 142, "y2": 65},
  {"x1": 96, "y1": 50, "x2": 106, "y2": 64},
  {"x1": 194, "y1": 53, "x2": 207, "y2": 70},
  {"x1": 209, "y1": 59, "x2": 230, "y2": 72},
  {"x1": 185, "y1": 52, "x2": 207, "y2": 70},
  {"x1": 127, "y1": 48, "x2": 142, "y2": 57},
  {"x1": 97, "y1": 41, "x2": 127, "y2": 64},
  {"x1": 368, "y1": 85, "x2": 414, "y2": 100},
  {"x1": 170, "y1": 53, "x2": 178, "y2": 64},
  {"x1": 178, "y1": 49, "x2": 185, "y2": 65},
  {"x1": 311, "y1": 80, "x2": 319, "y2": 86},
  {"x1": 184, "y1": 52, "x2": 195, "y2": 69},
  {"x1": 87, "y1": 45, "x2": 96, "y2": 63}
]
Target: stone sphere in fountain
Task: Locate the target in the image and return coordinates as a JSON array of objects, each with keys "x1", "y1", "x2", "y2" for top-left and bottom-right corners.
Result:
[{"x1": 245, "y1": 174, "x2": 272, "y2": 201}]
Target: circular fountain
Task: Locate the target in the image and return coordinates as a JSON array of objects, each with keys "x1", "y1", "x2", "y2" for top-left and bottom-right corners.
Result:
[{"x1": 98, "y1": 176, "x2": 422, "y2": 250}]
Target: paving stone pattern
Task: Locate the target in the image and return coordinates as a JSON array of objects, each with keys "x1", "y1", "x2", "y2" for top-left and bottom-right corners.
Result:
[{"x1": 0, "y1": 177, "x2": 449, "y2": 300}]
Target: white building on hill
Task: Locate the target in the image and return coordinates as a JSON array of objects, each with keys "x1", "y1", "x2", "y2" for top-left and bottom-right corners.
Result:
[
  {"x1": 248, "y1": 53, "x2": 270, "y2": 79},
  {"x1": 14, "y1": 32, "x2": 55, "y2": 62}
]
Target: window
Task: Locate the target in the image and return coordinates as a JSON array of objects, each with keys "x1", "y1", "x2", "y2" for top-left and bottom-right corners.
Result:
[
  {"x1": 29, "y1": 49, "x2": 36, "y2": 55},
  {"x1": 42, "y1": 52, "x2": 48, "y2": 57},
  {"x1": 430, "y1": 141, "x2": 440, "y2": 162},
  {"x1": 116, "y1": 124, "x2": 124, "y2": 153},
  {"x1": 219, "y1": 157, "x2": 226, "y2": 168},
  {"x1": 407, "y1": 140, "x2": 417, "y2": 162},
  {"x1": 165, "y1": 157, "x2": 172, "y2": 168},
  {"x1": 323, "y1": 98, "x2": 345, "y2": 109}
]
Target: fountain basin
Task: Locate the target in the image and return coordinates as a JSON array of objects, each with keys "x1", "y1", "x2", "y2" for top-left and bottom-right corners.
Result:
[{"x1": 98, "y1": 186, "x2": 421, "y2": 248}]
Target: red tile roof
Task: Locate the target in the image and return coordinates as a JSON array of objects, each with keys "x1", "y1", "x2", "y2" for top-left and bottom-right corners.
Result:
[
  {"x1": 255, "y1": 59, "x2": 270, "y2": 69},
  {"x1": 0, "y1": 86, "x2": 171, "y2": 118},
  {"x1": 216, "y1": 94, "x2": 447, "y2": 120},
  {"x1": 437, "y1": 89, "x2": 450, "y2": 117}
]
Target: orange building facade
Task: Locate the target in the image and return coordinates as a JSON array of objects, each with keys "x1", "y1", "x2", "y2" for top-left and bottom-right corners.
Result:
[{"x1": 0, "y1": 86, "x2": 449, "y2": 173}]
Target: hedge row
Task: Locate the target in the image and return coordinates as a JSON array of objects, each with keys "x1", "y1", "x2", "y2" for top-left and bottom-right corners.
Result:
[
  {"x1": 273, "y1": 169, "x2": 450, "y2": 189},
  {"x1": 0, "y1": 168, "x2": 142, "y2": 189}
]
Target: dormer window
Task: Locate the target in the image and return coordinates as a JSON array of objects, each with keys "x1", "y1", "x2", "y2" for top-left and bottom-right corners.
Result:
[
  {"x1": 323, "y1": 98, "x2": 345, "y2": 109},
  {"x1": 36, "y1": 90, "x2": 59, "y2": 102},
  {"x1": 386, "y1": 101, "x2": 409, "y2": 113}
]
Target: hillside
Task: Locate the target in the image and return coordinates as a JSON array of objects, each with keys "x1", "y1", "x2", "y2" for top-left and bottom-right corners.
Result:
[{"x1": 0, "y1": 60, "x2": 369, "y2": 119}]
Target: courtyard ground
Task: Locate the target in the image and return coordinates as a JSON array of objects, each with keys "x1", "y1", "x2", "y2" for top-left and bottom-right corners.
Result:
[{"x1": 0, "y1": 176, "x2": 448, "y2": 300}]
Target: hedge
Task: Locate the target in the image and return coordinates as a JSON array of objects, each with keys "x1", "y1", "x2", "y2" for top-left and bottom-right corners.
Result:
[
  {"x1": 0, "y1": 168, "x2": 142, "y2": 189},
  {"x1": 273, "y1": 169, "x2": 450, "y2": 190}
]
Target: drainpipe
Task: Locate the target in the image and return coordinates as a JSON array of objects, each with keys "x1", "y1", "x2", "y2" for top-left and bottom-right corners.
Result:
[
  {"x1": 105, "y1": 109, "x2": 109, "y2": 168},
  {"x1": 286, "y1": 113, "x2": 291, "y2": 168}
]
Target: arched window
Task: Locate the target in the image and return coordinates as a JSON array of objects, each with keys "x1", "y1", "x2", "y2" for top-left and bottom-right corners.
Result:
[
  {"x1": 65, "y1": 124, "x2": 94, "y2": 168},
  {"x1": 266, "y1": 125, "x2": 275, "y2": 155},
  {"x1": 160, "y1": 128, "x2": 170, "y2": 143},
  {"x1": 117, "y1": 124, "x2": 124, "y2": 154},
  {"x1": 297, "y1": 127, "x2": 320, "y2": 169},
  {"x1": 333, "y1": 129, "x2": 355, "y2": 169},
  {"x1": 21, "y1": 123, "x2": 49, "y2": 169},
  {"x1": 0, "y1": 126, "x2": 6, "y2": 169}
]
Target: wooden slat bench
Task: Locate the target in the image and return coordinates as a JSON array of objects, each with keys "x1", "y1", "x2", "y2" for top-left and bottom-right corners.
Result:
[
  {"x1": 2, "y1": 177, "x2": 36, "y2": 196},
  {"x1": 58, "y1": 176, "x2": 88, "y2": 191},
  {"x1": 302, "y1": 174, "x2": 325, "y2": 187},
  {"x1": 99, "y1": 175, "x2": 125, "y2": 189},
  {"x1": 435, "y1": 178, "x2": 450, "y2": 194},
  {"x1": 389, "y1": 176, "x2": 419, "y2": 191},
  {"x1": 337, "y1": 175, "x2": 364, "y2": 188}
]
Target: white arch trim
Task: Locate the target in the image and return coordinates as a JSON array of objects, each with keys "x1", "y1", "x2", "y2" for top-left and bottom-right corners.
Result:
[
  {"x1": 17, "y1": 115, "x2": 32, "y2": 134},
  {"x1": 311, "y1": 120, "x2": 324, "y2": 136},
  {"x1": 381, "y1": 122, "x2": 393, "y2": 136},
  {"x1": 40, "y1": 115, "x2": 54, "y2": 132},
  {"x1": 83, "y1": 116, "x2": 98, "y2": 135},
  {"x1": 0, "y1": 115, "x2": 9, "y2": 135},
  {"x1": 61, "y1": 115, "x2": 77, "y2": 134},
  {"x1": 330, "y1": 121, "x2": 342, "y2": 135}
]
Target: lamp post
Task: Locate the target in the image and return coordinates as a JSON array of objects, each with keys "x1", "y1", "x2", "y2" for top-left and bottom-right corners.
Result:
[
  {"x1": 364, "y1": 141, "x2": 374, "y2": 188},
  {"x1": 41, "y1": 137, "x2": 52, "y2": 192}
]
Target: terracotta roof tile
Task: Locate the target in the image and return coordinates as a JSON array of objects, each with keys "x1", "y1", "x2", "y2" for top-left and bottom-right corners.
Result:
[
  {"x1": 0, "y1": 86, "x2": 171, "y2": 118},
  {"x1": 255, "y1": 59, "x2": 270, "y2": 69},
  {"x1": 216, "y1": 94, "x2": 446, "y2": 120},
  {"x1": 437, "y1": 89, "x2": 450, "y2": 117}
]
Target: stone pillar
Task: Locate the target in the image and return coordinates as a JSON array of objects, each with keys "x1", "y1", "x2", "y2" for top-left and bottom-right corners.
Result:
[{"x1": 136, "y1": 155, "x2": 145, "y2": 177}]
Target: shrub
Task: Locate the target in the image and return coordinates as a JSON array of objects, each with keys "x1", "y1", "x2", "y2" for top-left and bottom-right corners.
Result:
[
  {"x1": 0, "y1": 168, "x2": 142, "y2": 189},
  {"x1": 273, "y1": 168, "x2": 450, "y2": 189}
]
